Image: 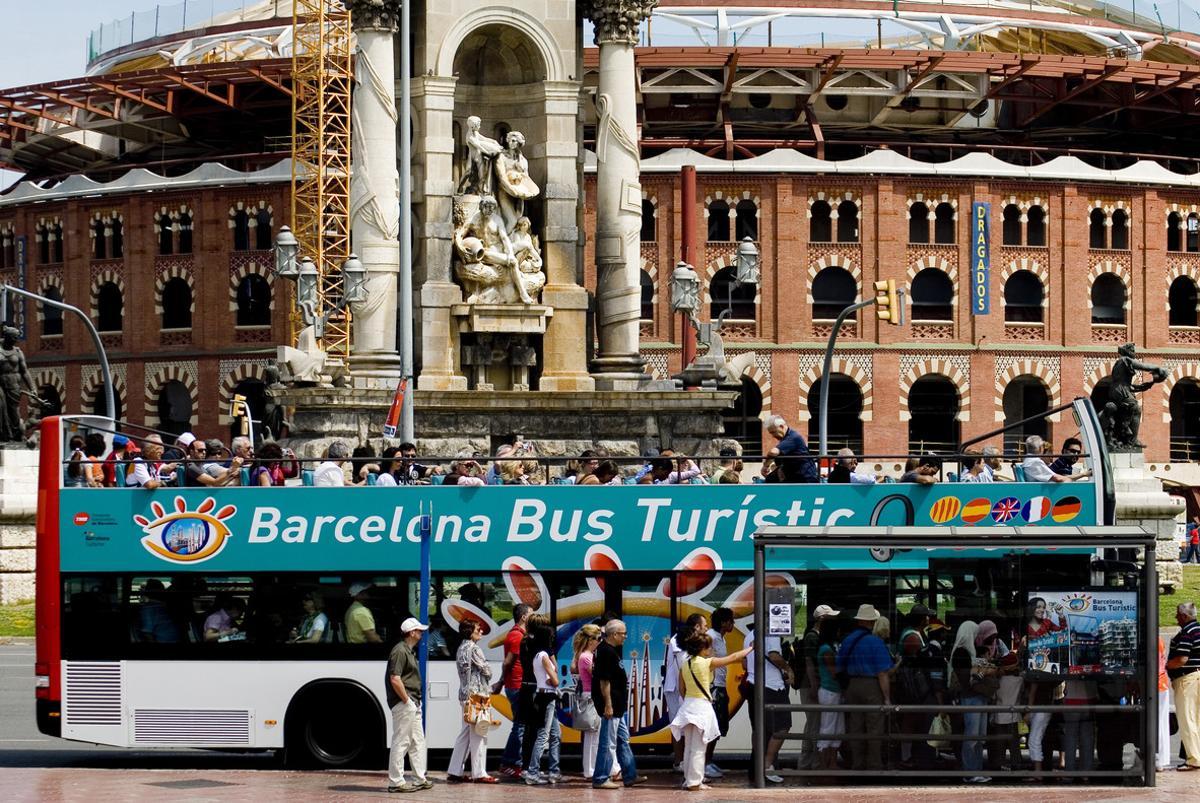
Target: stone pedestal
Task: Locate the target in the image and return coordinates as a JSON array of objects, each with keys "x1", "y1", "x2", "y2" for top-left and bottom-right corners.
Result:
[
  {"x1": 0, "y1": 447, "x2": 37, "y2": 604},
  {"x1": 1112, "y1": 450, "x2": 1185, "y2": 591}
]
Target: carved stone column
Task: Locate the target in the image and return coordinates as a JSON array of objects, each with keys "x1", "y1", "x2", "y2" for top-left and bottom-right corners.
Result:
[
  {"x1": 346, "y1": 0, "x2": 403, "y2": 385},
  {"x1": 584, "y1": 0, "x2": 656, "y2": 389}
]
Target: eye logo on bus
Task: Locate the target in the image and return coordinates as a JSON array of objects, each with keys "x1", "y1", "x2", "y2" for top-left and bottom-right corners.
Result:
[{"x1": 133, "y1": 497, "x2": 236, "y2": 563}]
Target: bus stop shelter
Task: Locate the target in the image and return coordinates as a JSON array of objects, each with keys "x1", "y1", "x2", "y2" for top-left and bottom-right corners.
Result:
[{"x1": 750, "y1": 525, "x2": 1158, "y2": 787}]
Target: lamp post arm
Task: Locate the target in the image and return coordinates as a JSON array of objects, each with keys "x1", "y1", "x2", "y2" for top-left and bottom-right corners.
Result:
[
  {"x1": 2, "y1": 283, "x2": 115, "y2": 425},
  {"x1": 818, "y1": 298, "x2": 875, "y2": 459}
]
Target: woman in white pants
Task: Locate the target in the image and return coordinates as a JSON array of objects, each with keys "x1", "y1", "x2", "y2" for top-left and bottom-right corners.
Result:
[
  {"x1": 447, "y1": 620, "x2": 498, "y2": 784},
  {"x1": 1158, "y1": 636, "x2": 1172, "y2": 771},
  {"x1": 669, "y1": 633, "x2": 752, "y2": 791},
  {"x1": 570, "y1": 624, "x2": 604, "y2": 778}
]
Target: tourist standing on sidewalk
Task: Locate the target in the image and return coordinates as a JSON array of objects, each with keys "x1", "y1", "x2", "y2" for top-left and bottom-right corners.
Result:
[
  {"x1": 496, "y1": 603, "x2": 532, "y2": 779},
  {"x1": 591, "y1": 619, "x2": 645, "y2": 790},
  {"x1": 447, "y1": 620, "x2": 498, "y2": 784},
  {"x1": 570, "y1": 624, "x2": 605, "y2": 780},
  {"x1": 525, "y1": 624, "x2": 563, "y2": 785},
  {"x1": 836, "y1": 605, "x2": 893, "y2": 773},
  {"x1": 1167, "y1": 601, "x2": 1200, "y2": 771},
  {"x1": 385, "y1": 618, "x2": 431, "y2": 794},
  {"x1": 670, "y1": 632, "x2": 753, "y2": 791}
]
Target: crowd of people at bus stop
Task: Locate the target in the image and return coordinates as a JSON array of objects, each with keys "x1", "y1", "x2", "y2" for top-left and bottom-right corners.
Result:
[{"x1": 68, "y1": 415, "x2": 1096, "y2": 489}]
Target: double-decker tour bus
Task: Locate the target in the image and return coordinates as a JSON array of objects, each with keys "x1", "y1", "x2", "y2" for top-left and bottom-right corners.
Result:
[{"x1": 35, "y1": 399, "x2": 1113, "y2": 767}]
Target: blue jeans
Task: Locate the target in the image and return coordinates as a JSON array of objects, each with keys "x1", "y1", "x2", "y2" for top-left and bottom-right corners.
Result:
[
  {"x1": 1061, "y1": 711, "x2": 1095, "y2": 772},
  {"x1": 961, "y1": 694, "x2": 988, "y2": 772},
  {"x1": 592, "y1": 716, "x2": 637, "y2": 787},
  {"x1": 1183, "y1": 543, "x2": 1200, "y2": 564},
  {"x1": 527, "y1": 693, "x2": 561, "y2": 779},
  {"x1": 501, "y1": 688, "x2": 524, "y2": 768}
]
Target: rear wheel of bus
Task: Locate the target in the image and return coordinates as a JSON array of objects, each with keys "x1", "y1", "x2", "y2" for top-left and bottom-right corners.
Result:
[{"x1": 285, "y1": 680, "x2": 384, "y2": 769}]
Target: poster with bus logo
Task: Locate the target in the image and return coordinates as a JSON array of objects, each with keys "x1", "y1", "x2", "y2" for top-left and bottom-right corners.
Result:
[{"x1": 1025, "y1": 590, "x2": 1138, "y2": 676}]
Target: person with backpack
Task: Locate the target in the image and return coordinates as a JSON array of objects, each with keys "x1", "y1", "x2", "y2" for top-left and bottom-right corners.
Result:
[
  {"x1": 797, "y1": 604, "x2": 841, "y2": 770},
  {"x1": 670, "y1": 632, "x2": 753, "y2": 791},
  {"x1": 895, "y1": 604, "x2": 937, "y2": 769},
  {"x1": 835, "y1": 605, "x2": 893, "y2": 771}
]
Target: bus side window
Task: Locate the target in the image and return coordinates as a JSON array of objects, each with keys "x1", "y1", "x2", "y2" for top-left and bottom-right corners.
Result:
[{"x1": 432, "y1": 574, "x2": 516, "y2": 659}]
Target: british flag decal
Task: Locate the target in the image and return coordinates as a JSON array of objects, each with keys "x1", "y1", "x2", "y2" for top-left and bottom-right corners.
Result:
[{"x1": 990, "y1": 496, "x2": 1021, "y2": 523}]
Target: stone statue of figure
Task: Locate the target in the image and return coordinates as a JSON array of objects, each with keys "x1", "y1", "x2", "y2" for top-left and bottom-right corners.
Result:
[
  {"x1": 509, "y1": 216, "x2": 545, "y2": 302},
  {"x1": 457, "y1": 115, "x2": 504, "y2": 196},
  {"x1": 0, "y1": 325, "x2": 36, "y2": 442},
  {"x1": 494, "y1": 130, "x2": 540, "y2": 233},
  {"x1": 454, "y1": 196, "x2": 532, "y2": 304},
  {"x1": 1101, "y1": 342, "x2": 1168, "y2": 451}
]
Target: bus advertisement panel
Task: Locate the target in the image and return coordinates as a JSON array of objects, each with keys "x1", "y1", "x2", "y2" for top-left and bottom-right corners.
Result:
[{"x1": 1025, "y1": 590, "x2": 1139, "y2": 676}]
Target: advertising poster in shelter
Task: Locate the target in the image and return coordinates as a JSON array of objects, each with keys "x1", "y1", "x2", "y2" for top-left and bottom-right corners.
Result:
[{"x1": 1025, "y1": 590, "x2": 1138, "y2": 676}]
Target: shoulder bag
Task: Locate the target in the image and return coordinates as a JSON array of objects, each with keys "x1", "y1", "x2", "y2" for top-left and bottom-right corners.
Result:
[{"x1": 835, "y1": 631, "x2": 867, "y2": 692}]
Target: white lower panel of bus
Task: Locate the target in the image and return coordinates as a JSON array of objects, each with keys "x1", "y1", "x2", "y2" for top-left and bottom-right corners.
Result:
[{"x1": 61, "y1": 660, "x2": 773, "y2": 753}]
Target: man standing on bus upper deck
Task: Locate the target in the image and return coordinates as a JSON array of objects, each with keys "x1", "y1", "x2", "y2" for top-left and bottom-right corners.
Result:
[
  {"x1": 345, "y1": 583, "x2": 382, "y2": 644},
  {"x1": 765, "y1": 415, "x2": 818, "y2": 483}
]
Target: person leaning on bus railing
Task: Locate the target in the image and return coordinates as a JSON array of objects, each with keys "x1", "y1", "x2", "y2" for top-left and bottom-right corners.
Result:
[
  {"x1": 900, "y1": 455, "x2": 939, "y2": 485},
  {"x1": 1021, "y1": 435, "x2": 1092, "y2": 483},
  {"x1": 443, "y1": 452, "x2": 485, "y2": 487},
  {"x1": 184, "y1": 438, "x2": 242, "y2": 488},
  {"x1": 125, "y1": 434, "x2": 177, "y2": 489},
  {"x1": 765, "y1": 415, "x2": 819, "y2": 484}
]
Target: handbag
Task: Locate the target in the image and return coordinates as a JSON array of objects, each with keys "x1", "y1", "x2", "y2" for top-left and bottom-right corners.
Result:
[
  {"x1": 571, "y1": 689, "x2": 601, "y2": 732},
  {"x1": 927, "y1": 713, "x2": 952, "y2": 749},
  {"x1": 464, "y1": 692, "x2": 499, "y2": 737}
]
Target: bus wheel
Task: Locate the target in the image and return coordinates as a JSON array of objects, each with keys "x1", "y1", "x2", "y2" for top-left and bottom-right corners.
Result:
[{"x1": 286, "y1": 681, "x2": 383, "y2": 769}]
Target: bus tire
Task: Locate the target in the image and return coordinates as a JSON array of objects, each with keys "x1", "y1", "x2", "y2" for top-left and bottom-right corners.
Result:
[{"x1": 285, "y1": 680, "x2": 384, "y2": 769}]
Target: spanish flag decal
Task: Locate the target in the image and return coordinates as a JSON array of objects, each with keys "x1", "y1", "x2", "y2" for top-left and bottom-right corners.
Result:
[{"x1": 961, "y1": 498, "x2": 991, "y2": 525}]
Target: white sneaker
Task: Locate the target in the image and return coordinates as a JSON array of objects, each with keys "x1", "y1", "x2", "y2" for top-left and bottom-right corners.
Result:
[
  {"x1": 704, "y1": 763, "x2": 723, "y2": 779},
  {"x1": 765, "y1": 766, "x2": 784, "y2": 784}
]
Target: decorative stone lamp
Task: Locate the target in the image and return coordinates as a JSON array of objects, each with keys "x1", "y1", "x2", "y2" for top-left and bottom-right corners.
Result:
[
  {"x1": 670, "y1": 260, "x2": 700, "y2": 320},
  {"x1": 274, "y1": 225, "x2": 299, "y2": 279},
  {"x1": 736, "y1": 236, "x2": 760, "y2": 286}
]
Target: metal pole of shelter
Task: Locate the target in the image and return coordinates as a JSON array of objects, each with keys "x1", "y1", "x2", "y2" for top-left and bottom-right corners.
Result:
[
  {"x1": 752, "y1": 539, "x2": 766, "y2": 789},
  {"x1": 2, "y1": 284, "x2": 114, "y2": 426},
  {"x1": 818, "y1": 298, "x2": 873, "y2": 458},
  {"x1": 418, "y1": 503, "x2": 431, "y2": 730},
  {"x1": 397, "y1": 0, "x2": 415, "y2": 442},
  {"x1": 1144, "y1": 538, "x2": 1158, "y2": 787}
]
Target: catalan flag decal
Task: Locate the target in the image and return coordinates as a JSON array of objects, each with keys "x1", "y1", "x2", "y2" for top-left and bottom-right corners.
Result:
[
  {"x1": 1022, "y1": 496, "x2": 1052, "y2": 523},
  {"x1": 961, "y1": 498, "x2": 991, "y2": 525},
  {"x1": 928, "y1": 496, "x2": 962, "y2": 524},
  {"x1": 1051, "y1": 496, "x2": 1082, "y2": 523}
]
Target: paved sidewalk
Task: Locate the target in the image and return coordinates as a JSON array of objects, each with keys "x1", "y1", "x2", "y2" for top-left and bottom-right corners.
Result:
[{"x1": 3, "y1": 767, "x2": 1198, "y2": 802}]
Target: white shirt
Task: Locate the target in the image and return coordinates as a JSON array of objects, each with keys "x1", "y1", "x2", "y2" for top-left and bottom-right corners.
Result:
[
  {"x1": 707, "y1": 627, "x2": 728, "y2": 688},
  {"x1": 961, "y1": 464, "x2": 994, "y2": 483},
  {"x1": 663, "y1": 635, "x2": 684, "y2": 694},
  {"x1": 375, "y1": 472, "x2": 397, "y2": 487},
  {"x1": 533, "y1": 650, "x2": 555, "y2": 692},
  {"x1": 745, "y1": 633, "x2": 785, "y2": 691},
  {"x1": 848, "y1": 471, "x2": 876, "y2": 485},
  {"x1": 312, "y1": 461, "x2": 346, "y2": 487},
  {"x1": 126, "y1": 458, "x2": 172, "y2": 488},
  {"x1": 1021, "y1": 456, "x2": 1056, "y2": 482}
]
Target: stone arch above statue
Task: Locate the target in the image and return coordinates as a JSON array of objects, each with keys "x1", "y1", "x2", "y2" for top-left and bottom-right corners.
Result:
[{"x1": 436, "y1": 7, "x2": 567, "y2": 83}]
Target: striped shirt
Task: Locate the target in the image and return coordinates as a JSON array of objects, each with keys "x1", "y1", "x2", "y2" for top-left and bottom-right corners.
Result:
[{"x1": 1168, "y1": 619, "x2": 1200, "y2": 679}]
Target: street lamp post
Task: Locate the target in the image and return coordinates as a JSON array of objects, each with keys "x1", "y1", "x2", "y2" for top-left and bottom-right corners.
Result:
[{"x1": 274, "y1": 228, "x2": 369, "y2": 341}]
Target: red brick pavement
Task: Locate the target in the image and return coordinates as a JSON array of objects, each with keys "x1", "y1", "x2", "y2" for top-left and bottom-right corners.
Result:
[{"x1": 3, "y1": 768, "x2": 1198, "y2": 802}]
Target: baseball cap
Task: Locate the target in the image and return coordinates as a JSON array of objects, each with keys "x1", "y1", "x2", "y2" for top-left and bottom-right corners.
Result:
[
  {"x1": 813, "y1": 604, "x2": 841, "y2": 619},
  {"x1": 401, "y1": 617, "x2": 430, "y2": 634},
  {"x1": 112, "y1": 434, "x2": 128, "y2": 447},
  {"x1": 348, "y1": 582, "x2": 372, "y2": 597},
  {"x1": 176, "y1": 432, "x2": 197, "y2": 448},
  {"x1": 910, "y1": 603, "x2": 936, "y2": 617}
]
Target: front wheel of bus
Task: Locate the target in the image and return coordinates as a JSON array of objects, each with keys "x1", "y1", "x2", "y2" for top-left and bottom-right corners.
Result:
[{"x1": 286, "y1": 681, "x2": 383, "y2": 769}]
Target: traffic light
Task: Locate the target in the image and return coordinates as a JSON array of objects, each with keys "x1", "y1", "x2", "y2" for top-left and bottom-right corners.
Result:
[{"x1": 874, "y1": 279, "x2": 904, "y2": 326}]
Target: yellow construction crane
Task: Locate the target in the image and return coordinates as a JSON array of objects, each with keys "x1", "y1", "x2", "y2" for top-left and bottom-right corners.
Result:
[{"x1": 290, "y1": 0, "x2": 353, "y2": 358}]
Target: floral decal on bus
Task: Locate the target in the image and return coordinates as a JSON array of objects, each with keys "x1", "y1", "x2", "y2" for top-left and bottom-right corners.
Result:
[{"x1": 134, "y1": 497, "x2": 237, "y2": 564}]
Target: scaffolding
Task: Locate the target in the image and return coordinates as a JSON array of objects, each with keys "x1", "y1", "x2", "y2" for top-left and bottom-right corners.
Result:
[{"x1": 290, "y1": 0, "x2": 352, "y2": 358}]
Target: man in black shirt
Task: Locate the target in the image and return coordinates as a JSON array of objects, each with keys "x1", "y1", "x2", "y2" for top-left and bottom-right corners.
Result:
[
  {"x1": 183, "y1": 439, "x2": 241, "y2": 487},
  {"x1": 591, "y1": 619, "x2": 645, "y2": 789}
]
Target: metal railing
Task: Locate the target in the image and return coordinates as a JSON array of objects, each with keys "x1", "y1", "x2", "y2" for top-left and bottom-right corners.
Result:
[{"x1": 87, "y1": 0, "x2": 286, "y2": 64}]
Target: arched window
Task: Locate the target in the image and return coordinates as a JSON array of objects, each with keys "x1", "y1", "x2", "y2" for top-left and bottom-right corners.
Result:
[
  {"x1": 908, "y1": 375, "x2": 960, "y2": 453},
  {"x1": 1090, "y1": 273, "x2": 1126, "y2": 325},
  {"x1": 1188, "y1": 213, "x2": 1200, "y2": 253},
  {"x1": 1004, "y1": 270, "x2": 1043, "y2": 323},
  {"x1": 735, "y1": 199, "x2": 758, "y2": 241},
  {"x1": 707, "y1": 200, "x2": 730, "y2": 241},
  {"x1": 158, "y1": 218, "x2": 174, "y2": 256},
  {"x1": 640, "y1": 200, "x2": 656, "y2": 242},
  {"x1": 1026, "y1": 205, "x2": 1046, "y2": 247},
  {"x1": 1089, "y1": 376, "x2": 1112, "y2": 416},
  {"x1": 910, "y1": 268, "x2": 954, "y2": 321},
  {"x1": 96, "y1": 282, "x2": 123, "y2": 332},
  {"x1": 38, "y1": 385, "x2": 62, "y2": 417},
  {"x1": 177, "y1": 211, "x2": 193, "y2": 254},
  {"x1": 1169, "y1": 212, "x2": 1183, "y2": 252},
  {"x1": 91, "y1": 387, "x2": 122, "y2": 421},
  {"x1": 1002, "y1": 204, "x2": 1022, "y2": 246},
  {"x1": 933, "y1": 202, "x2": 956, "y2": 244},
  {"x1": 37, "y1": 228, "x2": 49, "y2": 265},
  {"x1": 230, "y1": 379, "x2": 267, "y2": 442},
  {"x1": 236, "y1": 274, "x2": 272, "y2": 326},
  {"x1": 1089, "y1": 208, "x2": 1107, "y2": 249},
  {"x1": 1170, "y1": 378, "x2": 1200, "y2": 461},
  {"x1": 1111, "y1": 209, "x2": 1129, "y2": 250},
  {"x1": 807, "y1": 374, "x2": 864, "y2": 455},
  {"x1": 156, "y1": 380, "x2": 192, "y2": 437},
  {"x1": 908, "y1": 202, "x2": 930, "y2": 244},
  {"x1": 254, "y1": 207, "x2": 272, "y2": 250},
  {"x1": 111, "y1": 218, "x2": 123, "y2": 259},
  {"x1": 639, "y1": 270, "x2": 655, "y2": 320},
  {"x1": 811, "y1": 266, "x2": 856, "y2": 321},
  {"x1": 837, "y1": 200, "x2": 859, "y2": 243},
  {"x1": 1169, "y1": 275, "x2": 1199, "y2": 326},
  {"x1": 1002, "y1": 376, "x2": 1049, "y2": 454},
  {"x1": 92, "y1": 218, "x2": 106, "y2": 260},
  {"x1": 721, "y1": 377, "x2": 763, "y2": 456},
  {"x1": 232, "y1": 209, "x2": 250, "y2": 251},
  {"x1": 710, "y1": 266, "x2": 757, "y2": 320},
  {"x1": 161, "y1": 277, "x2": 192, "y2": 329},
  {"x1": 810, "y1": 200, "x2": 832, "y2": 242},
  {"x1": 42, "y1": 286, "x2": 63, "y2": 336}
]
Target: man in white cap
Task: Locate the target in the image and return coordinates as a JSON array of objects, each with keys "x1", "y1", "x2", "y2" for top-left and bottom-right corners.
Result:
[
  {"x1": 162, "y1": 431, "x2": 195, "y2": 462},
  {"x1": 798, "y1": 604, "x2": 841, "y2": 769},
  {"x1": 387, "y1": 617, "x2": 431, "y2": 793},
  {"x1": 345, "y1": 583, "x2": 380, "y2": 644},
  {"x1": 835, "y1": 604, "x2": 893, "y2": 771}
]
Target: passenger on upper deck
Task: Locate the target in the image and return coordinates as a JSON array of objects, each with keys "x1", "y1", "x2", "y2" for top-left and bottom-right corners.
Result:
[
  {"x1": 709, "y1": 448, "x2": 743, "y2": 484},
  {"x1": 126, "y1": 434, "x2": 177, "y2": 489},
  {"x1": 579, "y1": 460, "x2": 620, "y2": 485},
  {"x1": 829, "y1": 448, "x2": 878, "y2": 485},
  {"x1": 1048, "y1": 437, "x2": 1085, "y2": 477},
  {"x1": 765, "y1": 415, "x2": 818, "y2": 483},
  {"x1": 162, "y1": 432, "x2": 195, "y2": 463},
  {"x1": 102, "y1": 434, "x2": 137, "y2": 487},
  {"x1": 900, "y1": 455, "x2": 939, "y2": 485},
  {"x1": 312, "y1": 441, "x2": 350, "y2": 487},
  {"x1": 1021, "y1": 435, "x2": 1091, "y2": 483},
  {"x1": 183, "y1": 438, "x2": 242, "y2": 487}
]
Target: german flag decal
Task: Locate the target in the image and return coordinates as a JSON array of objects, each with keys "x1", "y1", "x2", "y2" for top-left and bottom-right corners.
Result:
[
  {"x1": 1051, "y1": 496, "x2": 1082, "y2": 523},
  {"x1": 961, "y1": 498, "x2": 991, "y2": 525},
  {"x1": 929, "y1": 496, "x2": 962, "y2": 524}
]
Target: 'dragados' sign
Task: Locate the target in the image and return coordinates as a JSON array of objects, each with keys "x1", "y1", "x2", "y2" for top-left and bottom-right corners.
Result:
[{"x1": 972, "y1": 201, "x2": 990, "y2": 315}]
